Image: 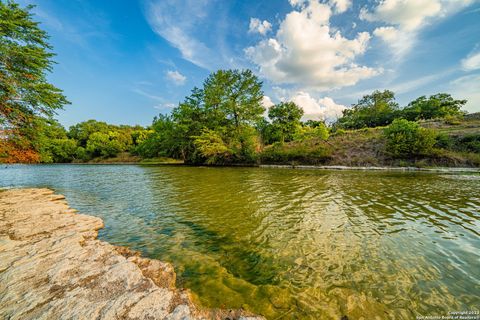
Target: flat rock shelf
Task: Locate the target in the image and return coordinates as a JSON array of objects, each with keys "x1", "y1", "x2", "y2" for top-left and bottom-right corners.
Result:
[{"x1": 0, "y1": 188, "x2": 263, "y2": 320}]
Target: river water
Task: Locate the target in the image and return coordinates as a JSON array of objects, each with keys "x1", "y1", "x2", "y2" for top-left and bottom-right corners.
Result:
[{"x1": 1, "y1": 164, "x2": 479, "y2": 319}]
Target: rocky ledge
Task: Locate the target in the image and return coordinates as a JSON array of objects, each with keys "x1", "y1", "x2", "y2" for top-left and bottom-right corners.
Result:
[{"x1": 0, "y1": 188, "x2": 263, "y2": 320}]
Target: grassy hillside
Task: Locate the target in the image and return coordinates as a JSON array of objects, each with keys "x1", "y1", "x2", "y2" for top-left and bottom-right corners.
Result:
[{"x1": 260, "y1": 114, "x2": 480, "y2": 168}]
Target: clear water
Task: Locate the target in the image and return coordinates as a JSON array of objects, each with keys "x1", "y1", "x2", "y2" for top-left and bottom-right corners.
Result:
[{"x1": 1, "y1": 164, "x2": 479, "y2": 319}]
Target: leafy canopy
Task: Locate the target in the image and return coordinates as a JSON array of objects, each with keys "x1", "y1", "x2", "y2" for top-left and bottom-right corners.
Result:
[
  {"x1": 336, "y1": 90, "x2": 398, "y2": 130},
  {"x1": 138, "y1": 69, "x2": 265, "y2": 164},
  {"x1": 268, "y1": 102, "x2": 304, "y2": 143},
  {"x1": 0, "y1": 0, "x2": 69, "y2": 129},
  {"x1": 402, "y1": 93, "x2": 466, "y2": 121}
]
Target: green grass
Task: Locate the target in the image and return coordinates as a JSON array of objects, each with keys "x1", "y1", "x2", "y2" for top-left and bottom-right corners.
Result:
[
  {"x1": 258, "y1": 116, "x2": 480, "y2": 168},
  {"x1": 139, "y1": 157, "x2": 184, "y2": 165}
]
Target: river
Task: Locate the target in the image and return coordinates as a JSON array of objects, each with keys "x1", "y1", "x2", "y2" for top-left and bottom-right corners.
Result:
[{"x1": 1, "y1": 164, "x2": 479, "y2": 319}]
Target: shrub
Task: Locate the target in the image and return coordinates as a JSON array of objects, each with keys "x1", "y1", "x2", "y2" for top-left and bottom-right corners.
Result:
[
  {"x1": 293, "y1": 124, "x2": 329, "y2": 141},
  {"x1": 193, "y1": 129, "x2": 232, "y2": 164},
  {"x1": 383, "y1": 119, "x2": 437, "y2": 158},
  {"x1": 458, "y1": 134, "x2": 480, "y2": 153},
  {"x1": 435, "y1": 133, "x2": 454, "y2": 149},
  {"x1": 260, "y1": 140, "x2": 332, "y2": 164}
]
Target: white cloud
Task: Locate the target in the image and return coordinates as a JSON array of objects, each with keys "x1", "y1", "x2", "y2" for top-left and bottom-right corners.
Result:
[
  {"x1": 450, "y1": 74, "x2": 480, "y2": 113},
  {"x1": 362, "y1": 0, "x2": 476, "y2": 58},
  {"x1": 166, "y1": 70, "x2": 187, "y2": 85},
  {"x1": 329, "y1": 0, "x2": 352, "y2": 13},
  {"x1": 249, "y1": 18, "x2": 272, "y2": 35},
  {"x1": 145, "y1": 0, "x2": 216, "y2": 69},
  {"x1": 290, "y1": 91, "x2": 346, "y2": 122},
  {"x1": 262, "y1": 96, "x2": 275, "y2": 109},
  {"x1": 245, "y1": 0, "x2": 380, "y2": 91},
  {"x1": 461, "y1": 51, "x2": 480, "y2": 71}
]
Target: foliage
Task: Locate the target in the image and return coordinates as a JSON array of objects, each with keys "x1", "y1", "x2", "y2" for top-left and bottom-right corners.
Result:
[
  {"x1": 0, "y1": 1, "x2": 69, "y2": 136},
  {"x1": 193, "y1": 129, "x2": 232, "y2": 164},
  {"x1": 137, "y1": 69, "x2": 264, "y2": 164},
  {"x1": 383, "y1": 119, "x2": 437, "y2": 158},
  {"x1": 335, "y1": 91, "x2": 467, "y2": 131},
  {"x1": 293, "y1": 122, "x2": 329, "y2": 141},
  {"x1": 335, "y1": 90, "x2": 399, "y2": 129},
  {"x1": 267, "y1": 102, "x2": 304, "y2": 143},
  {"x1": 260, "y1": 140, "x2": 332, "y2": 165},
  {"x1": 402, "y1": 93, "x2": 466, "y2": 121},
  {"x1": 65, "y1": 120, "x2": 146, "y2": 161}
]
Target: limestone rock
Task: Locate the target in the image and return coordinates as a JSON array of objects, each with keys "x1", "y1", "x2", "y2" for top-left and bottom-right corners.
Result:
[{"x1": 0, "y1": 188, "x2": 264, "y2": 320}]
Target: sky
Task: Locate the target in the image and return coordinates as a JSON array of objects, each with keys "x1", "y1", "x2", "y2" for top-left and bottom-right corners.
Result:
[{"x1": 18, "y1": 0, "x2": 480, "y2": 127}]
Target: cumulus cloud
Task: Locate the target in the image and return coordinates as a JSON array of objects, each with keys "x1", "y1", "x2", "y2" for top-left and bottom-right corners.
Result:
[
  {"x1": 329, "y1": 0, "x2": 351, "y2": 13},
  {"x1": 245, "y1": 0, "x2": 380, "y2": 91},
  {"x1": 249, "y1": 18, "x2": 272, "y2": 35},
  {"x1": 461, "y1": 51, "x2": 480, "y2": 71},
  {"x1": 289, "y1": 91, "x2": 346, "y2": 122},
  {"x1": 262, "y1": 95, "x2": 275, "y2": 109},
  {"x1": 166, "y1": 70, "x2": 187, "y2": 85},
  {"x1": 362, "y1": 0, "x2": 476, "y2": 58},
  {"x1": 450, "y1": 74, "x2": 480, "y2": 113}
]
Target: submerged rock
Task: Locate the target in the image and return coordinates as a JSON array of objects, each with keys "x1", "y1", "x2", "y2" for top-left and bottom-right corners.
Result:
[{"x1": 0, "y1": 188, "x2": 264, "y2": 320}]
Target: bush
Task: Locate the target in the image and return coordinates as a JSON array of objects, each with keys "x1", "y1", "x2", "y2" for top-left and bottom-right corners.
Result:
[
  {"x1": 435, "y1": 133, "x2": 454, "y2": 149},
  {"x1": 193, "y1": 129, "x2": 232, "y2": 164},
  {"x1": 293, "y1": 124, "x2": 329, "y2": 141},
  {"x1": 383, "y1": 119, "x2": 437, "y2": 158},
  {"x1": 458, "y1": 134, "x2": 480, "y2": 153},
  {"x1": 260, "y1": 141, "x2": 332, "y2": 164}
]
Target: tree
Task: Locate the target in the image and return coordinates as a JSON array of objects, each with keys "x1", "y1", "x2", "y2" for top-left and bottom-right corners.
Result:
[
  {"x1": 135, "y1": 114, "x2": 180, "y2": 159},
  {"x1": 33, "y1": 118, "x2": 77, "y2": 163},
  {"x1": 268, "y1": 102, "x2": 304, "y2": 143},
  {"x1": 68, "y1": 120, "x2": 110, "y2": 147},
  {"x1": 402, "y1": 93, "x2": 467, "y2": 121},
  {"x1": 203, "y1": 69, "x2": 264, "y2": 129},
  {"x1": 336, "y1": 90, "x2": 399, "y2": 129},
  {"x1": 193, "y1": 129, "x2": 232, "y2": 164},
  {"x1": 383, "y1": 119, "x2": 437, "y2": 158},
  {"x1": 139, "y1": 69, "x2": 265, "y2": 164},
  {"x1": 0, "y1": 1, "x2": 69, "y2": 132},
  {"x1": 203, "y1": 69, "x2": 264, "y2": 159},
  {"x1": 85, "y1": 132, "x2": 122, "y2": 158}
]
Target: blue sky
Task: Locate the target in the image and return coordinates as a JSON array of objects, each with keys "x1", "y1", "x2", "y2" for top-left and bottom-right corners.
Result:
[{"x1": 19, "y1": 0, "x2": 480, "y2": 127}]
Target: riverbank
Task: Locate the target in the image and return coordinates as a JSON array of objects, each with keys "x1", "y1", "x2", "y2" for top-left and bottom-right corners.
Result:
[
  {"x1": 0, "y1": 188, "x2": 263, "y2": 320},
  {"x1": 258, "y1": 164, "x2": 480, "y2": 173}
]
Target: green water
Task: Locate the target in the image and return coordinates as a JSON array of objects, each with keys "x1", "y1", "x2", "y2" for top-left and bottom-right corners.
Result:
[{"x1": 1, "y1": 165, "x2": 479, "y2": 319}]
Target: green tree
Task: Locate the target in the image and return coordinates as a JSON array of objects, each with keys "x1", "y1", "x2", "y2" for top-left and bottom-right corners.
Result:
[
  {"x1": 139, "y1": 69, "x2": 265, "y2": 164},
  {"x1": 336, "y1": 90, "x2": 398, "y2": 129},
  {"x1": 68, "y1": 120, "x2": 110, "y2": 147},
  {"x1": 383, "y1": 119, "x2": 437, "y2": 158},
  {"x1": 294, "y1": 123, "x2": 329, "y2": 141},
  {"x1": 85, "y1": 132, "x2": 122, "y2": 158},
  {"x1": 402, "y1": 93, "x2": 467, "y2": 121},
  {"x1": 203, "y1": 69, "x2": 264, "y2": 159},
  {"x1": 0, "y1": 1, "x2": 69, "y2": 133},
  {"x1": 193, "y1": 129, "x2": 232, "y2": 164},
  {"x1": 268, "y1": 102, "x2": 304, "y2": 143},
  {"x1": 136, "y1": 115, "x2": 180, "y2": 159},
  {"x1": 30, "y1": 118, "x2": 77, "y2": 163},
  {"x1": 203, "y1": 69, "x2": 264, "y2": 130}
]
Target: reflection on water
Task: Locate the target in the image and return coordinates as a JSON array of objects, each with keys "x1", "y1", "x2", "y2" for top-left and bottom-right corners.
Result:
[{"x1": 1, "y1": 165, "x2": 479, "y2": 319}]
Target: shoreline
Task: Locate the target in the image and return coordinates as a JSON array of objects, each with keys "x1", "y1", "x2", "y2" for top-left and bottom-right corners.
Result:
[
  {"x1": 4, "y1": 162, "x2": 480, "y2": 173},
  {"x1": 0, "y1": 188, "x2": 263, "y2": 320}
]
